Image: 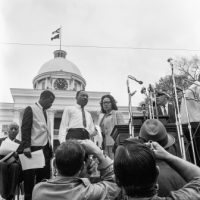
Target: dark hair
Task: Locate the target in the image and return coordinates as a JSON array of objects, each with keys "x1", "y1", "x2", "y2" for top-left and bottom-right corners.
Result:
[
  {"x1": 40, "y1": 90, "x2": 55, "y2": 100},
  {"x1": 55, "y1": 140, "x2": 85, "y2": 176},
  {"x1": 76, "y1": 90, "x2": 85, "y2": 99},
  {"x1": 114, "y1": 143, "x2": 158, "y2": 197},
  {"x1": 100, "y1": 94, "x2": 118, "y2": 113}
]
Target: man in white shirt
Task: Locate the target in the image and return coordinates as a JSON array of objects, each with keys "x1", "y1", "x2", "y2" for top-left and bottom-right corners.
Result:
[
  {"x1": 180, "y1": 80, "x2": 200, "y2": 166},
  {"x1": 59, "y1": 90, "x2": 96, "y2": 143}
]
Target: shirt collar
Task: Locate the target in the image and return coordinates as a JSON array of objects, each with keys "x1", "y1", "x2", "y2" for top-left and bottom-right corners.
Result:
[
  {"x1": 76, "y1": 104, "x2": 85, "y2": 109},
  {"x1": 105, "y1": 110, "x2": 114, "y2": 116},
  {"x1": 76, "y1": 104, "x2": 81, "y2": 109},
  {"x1": 163, "y1": 102, "x2": 168, "y2": 108},
  {"x1": 50, "y1": 175, "x2": 90, "y2": 186},
  {"x1": 36, "y1": 102, "x2": 43, "y2": 110},
  {"x1": 5, "y1": 137, "x2": 15, "y2": 142}
]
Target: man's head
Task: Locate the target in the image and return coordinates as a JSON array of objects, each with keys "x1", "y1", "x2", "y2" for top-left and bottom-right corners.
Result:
[
  {"x1": 55, "y1": 140, "x2": 85, "y2": 177},
  {"x1": 8, "y1": 122, "x2": 19, "y2": 140},
  {"x1": 76, "y1": 90, "x2": 88, "y2": 108},
  {"x1": 139, "y1": 119, "x2": 175, "y2": 149},
  {"x1": 156, "y1": 92, "x2": 169, "y2": 106},
  {"x1": 39, "y1": 90, "x2": 55, "y2": 110},
  {"x1": 114, "y1": 142, "x2": 158, "y2": 197}
]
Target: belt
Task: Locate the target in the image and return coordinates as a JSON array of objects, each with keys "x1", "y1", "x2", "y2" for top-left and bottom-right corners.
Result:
[
  {"x1": 66, "y1": 128, "x2": 90, "y2": 140},
  {"x1": 68, "y1": 128, "x2": 87, "y2": 132}
]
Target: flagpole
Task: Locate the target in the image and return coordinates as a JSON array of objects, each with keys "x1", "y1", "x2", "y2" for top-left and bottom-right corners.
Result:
[{"x1": 60, "y1": 26, "x2": 62, "y2": 50}]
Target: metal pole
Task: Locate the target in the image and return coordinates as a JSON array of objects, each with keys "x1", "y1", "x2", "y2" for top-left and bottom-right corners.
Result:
[
  {"x1": 127, "y1": 78, "x2": 136, "y2": 137},
  {"x1": 182, "y1": 90, "x2": 197, "y2": 164},
  {"x1": 59, "y1": 26, "x2": 62, "y2": 50},
  {"x1": 168, "y1": 58, "x2": 186, "y2": 160}
]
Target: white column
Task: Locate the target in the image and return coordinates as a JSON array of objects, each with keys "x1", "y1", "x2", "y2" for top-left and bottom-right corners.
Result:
[
  {"x1": 48, "y1": 110, "x2": 55, "y2": 147},
  {"x1": 71, "y1": 78, "x2": 75, "y2": 90},
  {"x1": 13, "y1": 109, "x2": 22, "y2": 140},
  {"x1": 45, "y1": 77, "x2": 48, "y2": 89}
]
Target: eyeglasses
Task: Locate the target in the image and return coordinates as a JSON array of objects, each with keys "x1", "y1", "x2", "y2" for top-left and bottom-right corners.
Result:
[
  {"x1": 102, "y1": 101, "x2": 111, "y2": 105},
  {"x1": 10, "y1": 127, "x2": 18, "y2": 131}
]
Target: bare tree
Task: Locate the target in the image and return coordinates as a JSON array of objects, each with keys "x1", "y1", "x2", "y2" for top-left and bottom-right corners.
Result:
[
  {"x1": 174, "y1": 55, "x2": 200, "y2": 81},
  {"x1": 138, "y1": 56, "x2": 200, "y2": 106}
]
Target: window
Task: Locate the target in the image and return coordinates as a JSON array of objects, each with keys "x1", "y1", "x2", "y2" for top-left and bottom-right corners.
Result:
[
  {"x1": 42, "y1": 81, "x2": 45, "y2": 90},
  {"x1": 2, "y1": 124, "x2": 9, "y2": 136}
]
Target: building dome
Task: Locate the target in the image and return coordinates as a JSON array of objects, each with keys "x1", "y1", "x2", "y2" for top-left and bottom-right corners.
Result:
[
  {"x1": 37, "y1": 50, "x2": 82, "y2": 77},
  {"x1": 33, "y1": 50, "x2": 86, "y2": 91}
]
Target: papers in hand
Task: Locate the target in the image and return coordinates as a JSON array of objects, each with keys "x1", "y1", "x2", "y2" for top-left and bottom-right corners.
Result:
[
  {"x1": 0, "y1": 152, "x2": 15, "y2": 163},
  {"x1": 0, "y1": 138, "x2": 20, "y2": 155},
  {"x1": 19, "y1": 150, "x2": 45, "y2": 170}
]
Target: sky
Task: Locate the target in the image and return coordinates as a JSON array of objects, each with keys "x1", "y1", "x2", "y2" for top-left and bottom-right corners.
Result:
[{"x1": 1, "y1": 0, "x2": 200, "y2": 106}]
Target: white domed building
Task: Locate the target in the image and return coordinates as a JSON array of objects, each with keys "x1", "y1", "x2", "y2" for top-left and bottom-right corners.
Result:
[
  {"x1": 0, "y1": 49, "x2": 140, "y2": 146},
  {"x1": 33, "y1": 50, "x2": 86, "y2": 91}
]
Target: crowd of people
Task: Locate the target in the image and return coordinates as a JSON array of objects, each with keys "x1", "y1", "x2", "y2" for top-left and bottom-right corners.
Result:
[{"x1": 1, "y1": 88, "x2": 200, "y2": 200}]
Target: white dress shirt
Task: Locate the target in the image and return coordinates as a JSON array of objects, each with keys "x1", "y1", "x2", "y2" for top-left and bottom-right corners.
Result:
[
  {"x1": 59, "y1": 105, "x2": 95, "y2": 143},
  {"x1": 161, "y1": 102, "x2": 169, "y2": 115},
  {"x1": 180, "y1": 81, "x2": 200, "y2": 124}
]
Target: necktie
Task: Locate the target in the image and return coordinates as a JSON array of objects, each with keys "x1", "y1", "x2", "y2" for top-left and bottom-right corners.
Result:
[
  {"x1": 43, "y1": 109, "x2": 47, "y2": 123},
  {"x1": 163, "y1": 105, "x2": 167, "y2": 115},
  {"x1": 81, "y1": 107, "x2": 87, "y2": 128}
]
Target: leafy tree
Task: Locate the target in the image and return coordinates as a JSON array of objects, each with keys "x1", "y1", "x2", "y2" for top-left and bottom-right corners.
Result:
[{"x1": 155, "y1": 74, "x2": 189, "y2": 97}]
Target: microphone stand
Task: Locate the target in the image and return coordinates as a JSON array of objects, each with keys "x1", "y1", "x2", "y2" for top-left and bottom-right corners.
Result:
[
  {"x1": 168, "y1": 59, "x2": 186, "y2": 160},
  {"x1": 127, "y1": 78, "x2": 136, "y2": 137},
  {"x1": 141, "y1": 104, "x2": 147, "y2": 121},
  {"x1": 141, "y1": 87, "x2": 153, "y2": 119},
  {"x1": 148, "y1": 84, "x2": 158, "y2": 119},
  {"x1": 153, "y1": 88, "x2": 159, "y2": 119}
]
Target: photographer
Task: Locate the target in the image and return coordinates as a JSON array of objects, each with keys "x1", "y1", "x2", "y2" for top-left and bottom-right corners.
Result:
[
  {"x1": 32, "y1": 139, "x2": 120, "y2": 200},
  {"x1": 114, "y1": 141, "x2": 200, "y2": 199}
]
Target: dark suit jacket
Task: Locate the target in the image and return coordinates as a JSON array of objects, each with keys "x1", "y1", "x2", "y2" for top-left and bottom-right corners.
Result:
[{"x1": 156, "y1": 103, "x2": 176, "y2": 123}]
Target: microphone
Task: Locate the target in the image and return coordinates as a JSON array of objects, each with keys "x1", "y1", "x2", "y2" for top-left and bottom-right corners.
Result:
[
  {"x1": 148, "y1": 84, "x2": 154, "y2": 92},
  {"x1": 141, "y1": 87, "x2": 147, "y2": 94},
  {"x1": 184, "y1": 79, "x2": 200, "y2": 87},
  {"x1": 127, "y1": 79, "x2": 130, "y2": 94},
  {"x1": 167, "y1": 58, "x2": 174, "y2": 67},
  {"x1": 176, "y1": 86, "x2": 183, "y2": 91},
  {"x1": 167, "y1": 58, "x2": 173, "y2": 63},
  {"x1": 128, "y1": 75, "x2": 143, "y2": 84}
]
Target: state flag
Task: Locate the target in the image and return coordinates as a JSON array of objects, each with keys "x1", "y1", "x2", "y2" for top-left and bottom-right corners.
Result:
[
  {"x1": 51, "y1": 34, "x2": 60, "y2": 40},
  {"x1": 52, "y1": 28, "x2": 60, "y2": 35}
]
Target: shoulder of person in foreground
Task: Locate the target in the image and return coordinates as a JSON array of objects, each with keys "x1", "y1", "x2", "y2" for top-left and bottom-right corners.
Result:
[
  {"x1": 151, "y1": 141, "x2": 200, "y2": 198},
  {"x1": 169, "y1": 177, "x2": 200, "y2": 200}
]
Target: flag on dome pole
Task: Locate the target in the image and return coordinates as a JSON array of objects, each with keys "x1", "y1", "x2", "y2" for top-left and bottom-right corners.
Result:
[
  {"x1": 52, "y1": 28, "x2": 60, "y2": 35},
  {"x1": 51, "y1": 27, "x2": 62, "y2": 50}
]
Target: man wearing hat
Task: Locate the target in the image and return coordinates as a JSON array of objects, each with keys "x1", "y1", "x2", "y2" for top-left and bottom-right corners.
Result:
[
  {"x1": 156, "y1": 91, "x2": 176, "y2": 123},
  {"x1": 138, "y1": 119, "x2": 186, "y2": 196}
]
